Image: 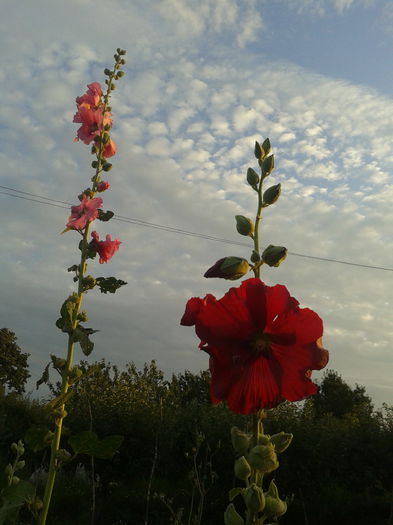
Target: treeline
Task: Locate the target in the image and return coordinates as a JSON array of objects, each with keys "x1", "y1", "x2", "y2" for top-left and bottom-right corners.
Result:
[{"x1": 1, "y1": 356, "x2": 393, "y2": 524}]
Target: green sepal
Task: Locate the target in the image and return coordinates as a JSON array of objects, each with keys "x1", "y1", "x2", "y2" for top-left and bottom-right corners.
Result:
[
  {"x1": 229, "y1": 487, "x2": 245, "y2": 501},
  {"x1": 231, "y1": 427, "x2": 251, "y2": 454},
  {"x1": 68, "y1": 431, "x2": 123, "y2": 460},
  {"x1": 224, "y1": 503, "x2": 245, "y2": 525},
  {"x1": 72, "y1": 325, "x2": 98, "y2": 356},
  {"x1": 95, "y1": 276, "x2": 127, "y2": 294},
  {"x1": 235, "y1": 215, "x2": 254, "y2": 236},
  {"x1": 261, "y1": 137, "x2": 271, "y2": 157},
  {"x1": 263, "y1": 183, "x2": 281, "y2": 205},
  {"x1": 243, "y1": 483, "x2": 265, "y2": 513},
  {"x1": 97, "y1": 209, "x2": 114, "y2": 222},
  {"x1": 270, "y1": 432, "x2": 293, "y2": 453},
  {"x1": 262, "y1": 154, "x2": 274, "y2": 176},
  {"x1": 261, "y1": 245, "x2": 288, "y2": 267},
  {"x1": 246, "y1": 167, "x2": 259, "y2": 188},
  {"x1": 234, "y1": 456, "x2": 251, "y2": 481}
]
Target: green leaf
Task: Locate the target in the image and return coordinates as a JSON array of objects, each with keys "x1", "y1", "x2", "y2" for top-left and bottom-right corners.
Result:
[
  {"x1": 45, "y1": 390, "x2": 74, "y2": 410},
  {"x1": 69, "y1": 431, "x2": 123, "y2": 459},
  {"x1": 95, "y1": 277, "x2": 127, "y2": 294},
  {"x1": 35, "y1": 363, "x2": 50, "y2": 390},
  {"x1": 97, "y1": 209, "x2": 114, "y2": 222},
  {"x1": 0, "y1": 480, "x2": 36, "y2": 525},
  {"x1": 72, "y1": 326, "x2": 98, "y2": 356}
]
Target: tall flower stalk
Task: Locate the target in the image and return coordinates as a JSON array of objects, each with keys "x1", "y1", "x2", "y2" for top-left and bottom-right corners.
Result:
[
  {"x1": 37, "y1": 49, "x2": 127, "y2": 525},
  {"x1": 181, "y1": 139, "x2": 329, "y2": 524}
]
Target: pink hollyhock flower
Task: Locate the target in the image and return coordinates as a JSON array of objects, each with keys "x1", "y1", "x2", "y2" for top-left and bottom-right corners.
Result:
[
  {"x1": 91, "y1": 231, "x2": 121, "y2": 263},
  {"x1": 76, "y1": 82, "x2": 102, "y2": 107},
  {"x1": 181, "y1": 278, "x2": 328, "y2": 415},
  {"x1": 73, "y1": 104, "x2": 105, "y2": 144},
  {"x1": 66, "y1": 195, "x2": 103, "y2": 230},
  {"x1": 102, "y1": 139, "x2": 116, "y2": 158},
  {"x1": 97, "y1": 181, "x2": 110, "y2": 192}
]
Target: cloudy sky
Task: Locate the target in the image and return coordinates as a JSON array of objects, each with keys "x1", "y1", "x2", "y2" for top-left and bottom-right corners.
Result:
[{"x1": 1, "y1": 0, "x2": 393, "y2": 408}]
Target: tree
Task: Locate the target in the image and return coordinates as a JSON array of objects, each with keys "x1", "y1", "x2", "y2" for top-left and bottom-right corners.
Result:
[
  {"x1": 0, "y1": 328, "x2": 30, "y2": 394},
  {"x1": 313, "y1": 369, "x2": 373, "y2": 418}
]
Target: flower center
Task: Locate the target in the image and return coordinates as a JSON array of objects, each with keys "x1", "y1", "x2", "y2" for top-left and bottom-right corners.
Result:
[{"x1": 250, "y1": 332, "x2": 271, "y2": 357}]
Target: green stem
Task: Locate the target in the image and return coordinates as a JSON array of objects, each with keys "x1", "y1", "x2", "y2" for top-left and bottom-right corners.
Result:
[{"x1": 252, "y1": 177, "x2": 265, "y2": 279}]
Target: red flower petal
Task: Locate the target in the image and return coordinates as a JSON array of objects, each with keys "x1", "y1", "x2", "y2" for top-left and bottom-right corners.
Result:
[{"x1": 181, "y1": 278, "x2": 328, "y2": 414}]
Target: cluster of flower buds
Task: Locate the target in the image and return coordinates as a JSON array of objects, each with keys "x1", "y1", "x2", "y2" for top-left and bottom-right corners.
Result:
[
  {"x1": 204, "y1": 139, "x2": 287, "y2": 281},
  {"x1": 4, "y1": 440, "x2": 26, "y2": 486},
  {"x1": 224, "y1": 427, "x2": 292, "y2": 524}
]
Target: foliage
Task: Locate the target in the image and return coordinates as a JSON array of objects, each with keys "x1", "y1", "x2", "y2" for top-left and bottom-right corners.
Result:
[
  {"x1": 0, "y1": 329, "x2": 30, "y2": 395},
  {"x1": 0, "y1": 362, "x2": 392, "y2": 524}
]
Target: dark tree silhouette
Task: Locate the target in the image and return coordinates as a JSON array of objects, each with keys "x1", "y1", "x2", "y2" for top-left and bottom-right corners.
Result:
[{"x1": 0, "y1": 328, "x2": 30, "y2": 394}]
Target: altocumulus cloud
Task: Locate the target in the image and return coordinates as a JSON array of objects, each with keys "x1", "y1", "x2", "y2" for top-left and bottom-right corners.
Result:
[{"x1": 0, "y1": 0, "x2": 392, "y2": 407}]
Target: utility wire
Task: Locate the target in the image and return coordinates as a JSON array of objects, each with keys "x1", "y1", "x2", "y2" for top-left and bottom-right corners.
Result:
[{"x1": 1, "y1": 184, "x2": 393, "y2": 272}]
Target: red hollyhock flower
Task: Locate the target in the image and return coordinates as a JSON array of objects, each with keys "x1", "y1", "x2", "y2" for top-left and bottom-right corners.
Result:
[{"x1": 181, "y1": 278, "x2": 328, "y2": 415}]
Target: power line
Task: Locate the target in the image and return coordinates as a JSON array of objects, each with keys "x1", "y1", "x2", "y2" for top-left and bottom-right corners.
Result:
[{"x1": 1, "y1": 184, "x2": 393, "y2": 272}]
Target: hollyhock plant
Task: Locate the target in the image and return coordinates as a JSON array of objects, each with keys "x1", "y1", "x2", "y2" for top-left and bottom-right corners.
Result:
[
  {"x1": 65, "y1": 194, "x2": 102, "y2": 230},
  {"x1": 91, "y1": 231, "x2": 121, "y2": 263},
  {"x1": 181, "y1": 277, "x2": 328, "y2": 414},
  {"x1": 35, "y1": 49, "x2": 127, "y2": 525},
  {"x1": 181, "y1": 138, "x2": 329, "y2": 524}
]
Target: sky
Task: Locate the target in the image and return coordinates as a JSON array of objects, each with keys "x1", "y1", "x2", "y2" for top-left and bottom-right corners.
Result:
[{"x1": 1, "y1": 0, "x2": 393, "y2": 409}]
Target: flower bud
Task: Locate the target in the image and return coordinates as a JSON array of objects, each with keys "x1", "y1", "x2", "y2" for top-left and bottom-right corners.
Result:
[
  {"x1": 234, "y1": 456, "x2": 251, "y2": 481},
  {"x1": 11, "y1": 476, "x2": 20, "y2": 485},
  {"x1": 235, "y1": 215, "x2": 254, "y2": 236},
  {"x1": 262, "y1": 154, "x2": 274, "y2": 176},
  {"x1": 244, "y1": 483, "x2": 265, "y2": 513},
  {"x1": 16, "y1": 460, "x2": 25, "y2": 470},
  {"x1": 270, "y1": 432, "x2": 293, "y2": 453},
  {"x1": 56, "y1": 449, "x2": 72, "y2": 463},
  {"x1": 261, "y1": 245, "x2": 287, "y2": 267},
  {"x1": 254, "y1": 141, "x2": 263, "y2": 160},
  {"x1": 264, "y1": 481, "x2": 287, "y2": 519},
  {"x1": 11, "y1": 443, "x2": 18, "y2": 453},
  {"x1": 231, "y1": 427, "x2": 251, "y2": 454},
  {"x1": 247, "y1": 167, "x2": 259, "y2": 187},
  {"x1": 224, "y1": 503, "x2": 244, "y2": 525},
  {"x1": 248, "y1": 443, "x2": 279, "y2": 473},
  {"x1": 4, "y1": 464, "x2": 12, "y2": 476},
  {"x1": 263, "y1": 184, "x2": 281, "y2": 205},
  {"x1": 204, "y1": 257, "x2": 249, "y2": 281}
]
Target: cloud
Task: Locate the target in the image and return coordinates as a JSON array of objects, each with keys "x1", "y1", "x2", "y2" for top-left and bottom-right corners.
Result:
[{"x1": 0, "y1": 0, "x2": 392, "y2": 409}]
